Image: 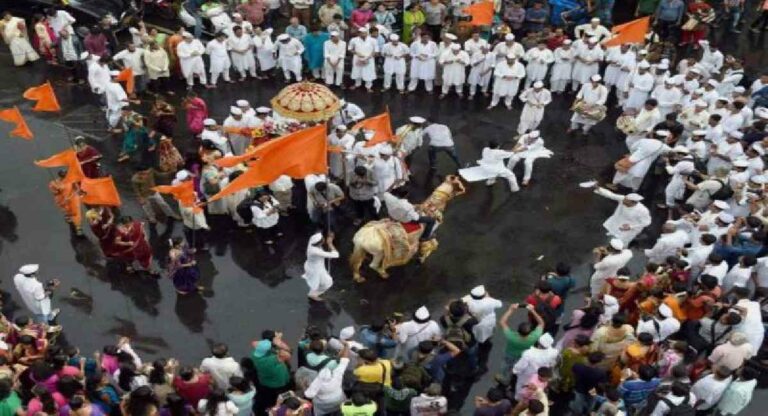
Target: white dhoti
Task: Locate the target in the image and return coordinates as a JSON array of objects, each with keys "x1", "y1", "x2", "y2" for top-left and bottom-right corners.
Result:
[
  {"x1": 9, "y1": 37, "x2": 39, "y2": 66},
  {"x1": 180, "y1": 57, "x2": 206, "y2": 85},
  {"x1": 518, "y1": 105, "x2": 545, "y2": 134}
]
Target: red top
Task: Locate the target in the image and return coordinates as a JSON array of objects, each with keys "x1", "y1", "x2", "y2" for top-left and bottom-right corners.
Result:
[
  {"x1": 525, "y1": 293, "x2": 562, "y2": 309},
  {"x1": 173, "y1": 373, "x2": 212, "y2": 408}
]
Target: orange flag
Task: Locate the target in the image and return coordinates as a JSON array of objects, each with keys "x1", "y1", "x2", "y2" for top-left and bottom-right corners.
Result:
[
  {"x1": 603, "y1": 16, "x2": 651, "y2": 47},
  {"x1": 0, "y1": 107, "x2": 33, "y2": 140},
  {"x1": 23, "y1": 82, "x2": 61, "y2": 112},
  {"x1": 356, "y1": 112, "x2": 395, "y2": 148},
  {"x1": 81, "y1": 176, "x2": 122, "y2": 206},
  {"x1": 209, "y1": 125, "x2": 328, "y2": 202},
  {"x1": 115, "y1": 68, "x2": 135, "y2": 94},
  {"x1": 35, "y1": 148, "x2": 85, "y2": 184},
  {"x1": 153, "y1": 180, "x2": 198, "y2": 208},
  {"x1": 214, "y1": 148, "x2": 261, "y2": 169},
  {"x1": 463, "y1": 1, "x2": 494, "y2": 26}
]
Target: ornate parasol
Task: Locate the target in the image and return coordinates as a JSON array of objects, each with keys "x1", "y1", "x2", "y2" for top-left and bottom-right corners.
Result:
[{"x1": 270, "y1": 82, "x2": 341, "y2": 122}]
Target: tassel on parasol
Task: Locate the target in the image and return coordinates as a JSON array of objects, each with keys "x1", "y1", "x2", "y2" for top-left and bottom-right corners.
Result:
[{"x1": 270, "y1": 82, "x2": 342, "y2": 122}]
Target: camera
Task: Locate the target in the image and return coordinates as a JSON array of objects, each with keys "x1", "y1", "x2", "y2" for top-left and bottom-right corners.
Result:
[{"x1": 456, "y1": 15, "x2": 473, "y2": 22}]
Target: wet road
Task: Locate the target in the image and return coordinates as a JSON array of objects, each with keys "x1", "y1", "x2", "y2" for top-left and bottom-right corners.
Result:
[{"x1": 0, "y1": 29, "x2": 765, "y2": 413}]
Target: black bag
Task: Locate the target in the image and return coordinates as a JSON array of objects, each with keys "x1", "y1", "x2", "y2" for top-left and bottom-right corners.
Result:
[
  {"x1": 533, "y1": 295, "x2": 559, "y2": 332},
  {"x1": 709, "y1": 179, "x2": 733, "y2": 201},
  {"x1": 236, "y1": 197, "x2": 255, "y2": 224},
  {"x1": 443, "y1": 315, "x2": 473, "y2": 348},
  {"x1": 659, "y1": 397, "x2": 695, "y2": 416}
]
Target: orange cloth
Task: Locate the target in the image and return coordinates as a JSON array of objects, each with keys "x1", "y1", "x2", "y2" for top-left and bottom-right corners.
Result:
[
  {"x1": 358, "y1": 112, "x2": 395, "y2": 148},
  {"x1": 0, "y1": 106, "x2": 33, "y2": 140},
  {"x1": 209, "y1": 125, "x2": 328, "y2": 201},
  {"x1": 35, "y1": 149, "x2": 85, "y2": 185},
  {"x1": 463, "y1": 1, "x2": 494, "y2": 26},
  {"x1": 115, "y1": 68, "x2": 135, "y2": 94},
  {"x1": 153, "y1": 180, "x2": 199, "y2": 209},
  {"x1": 23, "y1": 81, "x2": 61, "y2": 112},
  {"x1": 603, "y1": 17, "x2": 651, "y2": 47},
  {"x1": 81, "y1": 177, "x2": 122, "y2": 206},
  {"x1": 49, "y1": 179, "x2": 82, "y2": 229},
  {"x1": 662, "y1": 295, "x2": 687, "y2": 321},
  {"x1": 214, "y1": 148, "x2": 260, "y2": 169}
]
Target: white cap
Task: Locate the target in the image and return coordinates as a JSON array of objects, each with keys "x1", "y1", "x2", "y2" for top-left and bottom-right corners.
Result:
[
  {"x1": 79, "y1": 51, "x2": 90, "y2": 60},
  {"x1": 450, "y1": 43, "x2": 461, "y2": 51},
  {"x1": 590, "y1": 74, "x2": 602, "y2": 82},
  {"x1": 673, "y1": 145, "x2": 690, "y2": 154},
  {"x1": 230, "y1": 106, "x2": 242, "y2": 115},
  {"x1": 339, "y1": 326, "x2": 355, "y2": 340},
  {"x1": 638, "y1": 61, "x2": 651, "y2": 69},
  {"x1": 409, "y1": 116, "x2": 426, "y2": 124},
  {"x1": 609, "y1": 238, "x2": 624, "y2": 250},
  {"x1": 538, "y1": 333, "x2": 554, "y2": 348},
  {"x1": 109, "y1": 70, "x2": 120, "y2": 76},
  {"x1": 232, "y1": 12, "x2": 242, "y2": 19},
  {"x1": 713, "y1": 200, "x2": 730, "y2": 210},
  {"x1": 658, "y1": 63, "x2": 669, "y2": 70},
  {"x1": 379, "y1": 146, "x2": 393, "y2": 156},
  {"x1": 175, "y1": 170, "x2": 191, "y2": 181},
  {"x1": 182, "y1": 32, "x2": 193, "y2": 38},
  {"x1": 263, "y1": 28, "x2": 274, "y2": 35},
  {"x1": 734, "y1": 86, "x2": 746, "y2": 93},
  {"x1": 389, "y1": 34, "x2": 399, "y2": 41},
  {"x1": 445, "y1": 33, "x2": 457, "y2": 41},
  {"x1": 689, "y1": 67, "x2": 702, "y2": 74},
  {"x1": 655, "y1": 129, "x2": 671, "y2": 137},
  {"x1": 19, "y1": 264, "x2": 39, "y2": 275},
  {"x1": 339, "y1": 99, "x2": 347, "y2": 106},
  {"x1": 658, "y1": 303, "x2": 673, "y2": 318},
  {"x1": 717, "y1": 97, "x2": 731, "y2": 103},
  {"x1": 256, "y1": 106, "x2": 271, "y2": 114},
  {"x1": 335, "y1": 125, "x2": 348, "y2": 131},
  {"x1": 638, "y1": 49, "x2": 648, "y2": 55},
  {"x1": 203, "y1": 118, "x2": 216, "y2": 126},
  {"x1": 718, "y1": 212, "x2": 735, "y2": 224},
  {"x1": 729, "y1": 131, "x2": 744, "y2": 139},
  {"x1": 237, "y1": 99, "x2": 249, "y2": 107},
  {"x1": 330, "y1": 30, "x2": 340, "y2": 37},
  {"x1": 563, "y1": 39, "x2": 572, "y2": 45},
  {"x1": 470, "y1": 285, "x2": 486, "y2": 297},
  {"x1": 755, "y1": 107, "x2": 768, "y2": 119},
  {"x1": 692, "y1": 129, "x2": 707, "y2": 136},
  {"x1": 750, "y1": 175, "x2": 767, "y2": 184},
  {"x1": 277, "y1": 33, "x2": 290, "y2": 41},
  {"x1": 504, "y1": 34, "x2": 515, "y2": 41},
  {"x1": 358, "y1": 26, "x2": 369, "y2": 33},
  {"x1": 533, "y1": 81, "x2": 544, "y2": 88},
  {"x1": 751, "y1": 142, "x2": 765, "y2": 155},
  {"x1": 528, "y1": 130, "x2": 540, "y2": 138},
  {"x1": 588, "y1": 36, "x2": 598, "y2": 44},
  {"x1": 414, "y1": 306, "x2": 430, "y2": 320},
  {"x1": 707, "y1": 79, "x2": 719, "y2": 87},
  {"x1": 733, "y1": 159, "x2": 749, "y2": 168},
  {"x1": 603, "y1": 294, "x2": 618, "y2": 306},
  {"x1": 626, "y1": 193, "x2": 644, "y2": 201},
  {"x1": 693, "y1": 100, "x2": 708, "y2": 108},
  {"x1": 308, "y1": 233, "x2": 323, "y2": 245},
  {"x1": 591, "y1": 17, "x2": 600, "y2": 23}
]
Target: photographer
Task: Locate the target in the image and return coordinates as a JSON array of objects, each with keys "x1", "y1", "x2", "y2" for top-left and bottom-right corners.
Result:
[
  {"x1": 360, "y1": 319, "x2": 398, "y2": 359},
  {"x1": 12, "y1": 264, "x2": 60, "y2": 325}
]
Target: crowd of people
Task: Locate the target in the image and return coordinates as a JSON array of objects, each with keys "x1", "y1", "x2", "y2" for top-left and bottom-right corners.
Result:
[{"x1": 2, "y1": 0, "x2": 768, "y2": 415}]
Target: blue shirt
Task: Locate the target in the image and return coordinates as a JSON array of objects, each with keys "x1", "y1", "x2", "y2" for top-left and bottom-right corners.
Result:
[
  {"x1": 360, "y1": 327, "x2": 397, "y2": 358},
  {"x1": 618, "y1": 378, "x2": 661, "y2": 406},
  {"x1": 656, "y1": 0, "x2": 685, "y2": 22},
  {"x1": 525, "y1": 8, "x2": 549, "y2": 30},
  {"x1": 286, "y1": 25, "x2": 308, "y2": 40}
]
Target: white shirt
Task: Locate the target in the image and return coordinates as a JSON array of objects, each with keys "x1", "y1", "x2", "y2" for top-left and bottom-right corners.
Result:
[
  {"x1": 382, "y1": 192, "x2": 419, "y2": 222},
  {"x1": 423, "y1": 124, "x2": 454, "y2": 147},
  {"x1": 702, "y1": 261, "x2": 728, "y2": 285},
  {"x1": 13, "y1": 274, "x2": 49, "y2": 316},
  {"x1": 200, "y1": 356, "x2": 243, "y2": 390},
  {"x1": 251, "y1": 197, "x2": 280, "y2": 228},
  {"x1": 397, "y1": 320, "x2": 442, "y2": 352},
  {"x1": 113, "y1": 48, "x2": 147, "y2": 75},
  {"x1": 691, "y1": 374, "x2": 732, "y2": 410},
  {"x1": 636, "y1": 316, "x2": 680, "y2": 341}
]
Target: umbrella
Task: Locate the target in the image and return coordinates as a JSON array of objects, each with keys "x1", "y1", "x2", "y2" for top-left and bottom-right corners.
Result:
[{"x1": 270, "y1": 82, "x2": 341, "y2": 122}]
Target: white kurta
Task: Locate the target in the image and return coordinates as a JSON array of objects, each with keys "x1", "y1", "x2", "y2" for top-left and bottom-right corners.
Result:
[
  {"x1": 104, "y1": 82, "x2": 127, "y2": 127},
  {"x1": 228, "y1": 33, "x2": 256, "y2": 73},
  {"x1": 223, "y1": 116, "x2": 252, "y2": 155},
  {"x1": 328, "y1": 132, "x2": 354, "y2": 177},
  {"x1": 594, "y1": 187, "x2": 652, "y2": 245},
  {"x1": 518, "y1": 88, "x2": 552, "y2": 134},
  {"x1": 624, "y1": 72, "x2": 655, "y2": 110},
  {"x1": 205, "y1": 39, "x2": 231, "y2": 74},
  {"x1": 253, "y1": 34, "x2": 276, "y2": 70},
  {"x1": 397, "y1": 320, "x2": 442, "y2": 358},
  {"x1": 348, "y1": 36, "x2": 378, "y2": 81},
  {"x1": 409, "y1": 40, "x2": 438, "y2": 80},
  {"x1": 613, "y1": 138, "x2": 670, "y2": 190},
  {"x1": 651, "y1": 85, "x2": 683, "y2": 116},
  {"x1": 603, "y1": 47, "x2": 624, "y2": 87},
  {"x1": 468, "y1": 51, "x2": 495, "y2": 88},
  {"x1": 590, "y1": 249, "x2": 633, "y2": 296},
  {"x1": 491, "y1": 41, "x2": 525, "y2": 61},
  {"x1": 570, "y1": 83, "x2": 608, "y2": 127},
  {"x1": 523, "y1": 47, "x2": 554, "y2": 82},
  {"x1": 277, "y1": 38, "x2": 305, "y2": 75},
  {"x1": 4, "y1": 17, "x2": 39, "y2": 66},
  {"x1": 459, "y1": 148, "x2": 516, "y2": 182},
  {"x1": 302, "y1": 243, "x2": 339, "y2": 297},
  {"x1": 550, "y1": 47, "x2": 574, "y2": 83},
  {"x1": 463, "y1": 38, "x2": 488, "y2": 56},
  {"x1": 461, "y1": 294, "x2": 502, "y2": 343},
  {"x1": 177, "y1": 39, "x2": 206, "y2": 79},
  {"x1": 644, "y1": 229, "x2": 690, "y2": 264},
  {"x1": 373, "y1": 156, "x2": 406, "y2": 193},
  {"x1": 512, "y1": 347, "x2": 558, "y2": 399},
  {"x1": 492, "y1": 61, "x2": 525, "y2": 97},
  {"x1": 626, "y1": 108, "x2": 662, "y2": 149},
  {"x1": 382, "y1": 42, "x2": 409, "y2": 74},
  {"x1": 439, "y1": 50, "x2": 470, "y2": 86},
  {"x1": 323, "y1": 39, "x2": 347, "y2": 81},
  {"x1": 571, "y1": 46, "x2": 604, "y2": 84}
]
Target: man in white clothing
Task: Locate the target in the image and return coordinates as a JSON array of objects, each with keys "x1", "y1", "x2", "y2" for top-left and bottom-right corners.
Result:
[
  {"x1": 517, "y1": 81, "x2": 552, "y2": 134},
  {"x1": 613, "y1": 131, "x2": 672, "y2": 190},
  {"x1": 571, "y1": 37, "x2": 603, "y2": 90},
  {"x1": 409, "y1": 32, "x2": 438, "y2": 93},
  {"x1": 523, "y1": 42, "x2": 554, "y2": 89},
  {"x1": 574, "y1": 17, "x2": 612, "y2": 41},
  {"x1": 13, "y1": 264, "x2": 60, "y2": 324},
  {"x1": 228, "y1": 26, "x2": 257, "y2": 80},
  {"x1": 112, "y1": 42, "x2": 147, "y2": 94},
  {"x1": 323, "y1": 31, "x2": 346, "y2": 86},
  {"x1": 205, "y1": 32, "x2": 232, "y2": 87},
  {"x1": 549, "y1": 40, "x2": 574, "y2": 93},
  {"x1": 395, "y1": 306, "x2": 442, "y2": 359},
  {"x1": 276, "y1": 33, "x2": 304, "y2": 82},
  {"x1": 104, "y1": 72, "x2": 129, "y2": 128},
  {"x1": 589, "y1": 239, "x2": 633, "y2": 296},
  {"x1": 569, "y1": 74, "x2": 608, "y2": 134},
  {"x1": 644, "y1": 222, "x2": 690, "y2": 263},
  {"x1": 459, "y1": 141, "x2": 519, "y2": 192},
  {"x1": 488, "y1": 53, "x2": 525, "y2": 110},
  {"x1": 333, "y1": 99, "x2": 365, "y2": 126},
  {"x1": 200, "y1": 343, "x2": 243, "y2": 390},
  {"x1": 491, "y1": 34, "x2": 525, "y2": 63},
  {"x1": 461, "y1": 285, "x2": 502, "y2": 346},
  {"x1": 592, "y1": 186, "x2": 652, "y2": 246},
  {"x1": 222, "y1": 106, "x2": 251, "y2": 155},
  {"x1": 439, "y1": 43, "x2": 469, "y2": 98},
  {"x1": 176, "y1": 32, "x2": 207, "y2": 89},
  {"x1": 467, "y1": 44, "x2": 495, "y2": 99},
  {"x1": 624, "y1": 61, "x2": 654, "y2": 110},
  {"x1": 636, "y1": 304, "x2": 680, "y2": 342},
  {"x1": 651, "y1": 78, "x2": 683, "y2": 117},
  {"x1": 348, "y1": 27, "x2": 378, "y2": 91},
  {"x1": 506, "y1": 130, "x2": 552, "y2": 186},
  {"x1": 463, "y1": 31, "x2": 488, "y2": 56},
  {"x1": 625, "y1": 99, "x2": 663, "y2": 149},
  {"x1": 381, "y1": 189, "x2": 437, "y2": 241},
  {"x1": 381, "y1": 34, "x2": 408, "y2": 92}
]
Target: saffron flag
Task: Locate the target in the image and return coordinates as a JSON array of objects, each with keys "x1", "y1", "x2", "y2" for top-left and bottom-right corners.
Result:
[
  {"x1": 214, "y1": 148, "x2": 261, "y2": 169},
  {"x1": 357, "y1": 112, "x2": 395, "y2": 148},
  {"x1": 603, "y1": 16, "x2": 651, "y2": 47},
  {"x1": 209, "y1": 125, "x2": 328, "y2": 201},
  {"x1": 115, "y1": 68, "x2": 135, "y2": 94},
  {"x1": 0, "y1": 107, "x2": 33, "y2": 140},
  {"x1": 23, "y1": 82, "x2": 61, "y2": 112},
  {"x1": 462, "y1": 1, "x2": 494, "y2": 26},
  {"x1": 80, "y1": 176, "x2": 122, "y2": 206},
  {"x1": 152, "y1": 180, "x2": 198, "y2": 208},
  {"x1": 35, "y1": 148, "x2": 85, "y2": 184}
]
